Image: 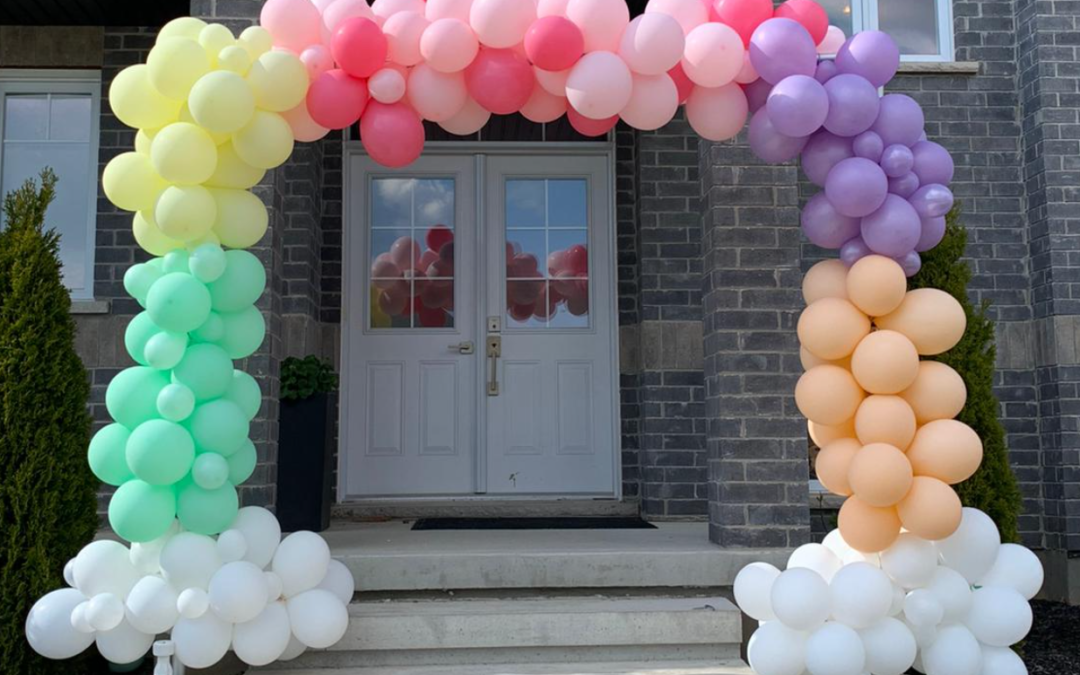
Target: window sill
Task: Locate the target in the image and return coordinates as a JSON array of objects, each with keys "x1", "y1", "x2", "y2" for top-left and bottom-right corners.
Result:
[
  {"x1": 70, "y1": 299, "x2": 110, "y2": 315},
  {"x1": 896, "y1": 61, "x2": 980, "y2": 75}
]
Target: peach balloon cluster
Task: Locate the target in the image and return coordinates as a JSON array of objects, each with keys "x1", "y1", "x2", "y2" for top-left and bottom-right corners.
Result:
[{"x1": 796, "y1": 255, "x2": 977, "y2": 553}]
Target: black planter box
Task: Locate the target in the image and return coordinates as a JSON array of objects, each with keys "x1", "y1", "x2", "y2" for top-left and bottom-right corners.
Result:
[{"x1": 276, "y1": 392, "x2": 335, "y2": 532}]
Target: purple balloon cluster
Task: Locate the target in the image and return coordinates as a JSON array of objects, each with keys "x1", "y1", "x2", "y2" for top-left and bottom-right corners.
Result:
[{"x1": 744, "y1": 23, "x2": 955, "y2": 277}]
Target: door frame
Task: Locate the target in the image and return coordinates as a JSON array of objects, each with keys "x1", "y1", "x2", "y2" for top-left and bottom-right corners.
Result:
[{"x1": 339, "y1": 141, "x2": 622, "y2": 503}]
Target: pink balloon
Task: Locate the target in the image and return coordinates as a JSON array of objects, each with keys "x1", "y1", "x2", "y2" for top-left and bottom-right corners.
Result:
[
  {"x1": 619, "y1": 13, "x2": 685, "y2": 76},
  {"x1": 566, "y1": 51, "x2": 632, "y2": 120},
  {"x1": 686, "y1": 82, "x2": 749, "y2": 141},
  {"x1": 470, "y1": 0, "x2": 537, "y2": 49},
  {"x1": 714, "y1": 0, "x2": 774, "y2": 46},
  {"x1": 620, "y1": 73, "x2": 678, "y2": 131},
  {"x1": 465, "y1": 48, "x2": 535, "y2": 114},
  {"x1": 668, "y1": 62, "x2": 694, "y2": 103},
  {"x1": 372, "y1": 0, "x2": 425, "y2": 20},
  {"x1": 537, "y1": 0, "x2": 571, "y2": 17},
  {"x1": 535, "y1": 66, "x2": 571, "y2": 96},
  {"x1": 734, "y1": 50, "x2": 758, "y2": 83},
  {"x1": 644, "y1": 0, "x2": 707, "y2": 35},
  {"x1": 369, "y1": 67, "x2": 407, "y2": 103},
  {"x1": 681, "y1": 23, "x2": 744, "y2": 87},
  {"x1": 332, "y1": 17, "x2": 388, "y2": 78},
  {"x1": 520, "y1": 83, "x2": 568, "y2": 123},
  {"x1": 361, "y1": 102, "x2": 425, "y2": 167},
  {"x1": 372, "y1": 259, "x2": 403, "y2": 288},
  {"x1": 421, "y1": 18, "x2": 480, "y2": 73},
  {"x1": 323, "y1": 0, "x2": 377, "y2": 35},
  {"x1": 525, "y1": 16, "x2": 585, "y2": 72},
  {"x1": 439, "y1": 96, "x2": 491, "y2": 135},
  {"x1": 383, "y1": 11, "x2": 428, "y2": 65},
  {"x1": 567, "y1": 105, "x2": 617, "y2": 137},
  {"x1": 817, "y1": 25, "x2": 846, "y2": 54},
  {"x1": 313, "y1": 0, "x2": 338, "y2": 11},
  {"x1": 426, "y1": 0, "x2": 473, "y2": 21},
  {"x1": 281, "y1": 101, "x2": 331, "y2": 142},
  {"x1": 307, "y1": 69, "x2": 370, "y2": 129},
  {"x1": 300, "y1": 45, "x2": 335, "y2": 80},
  {"x1": 566, "y1": 0, "x2": 629, "y2": 53},
  {"x1": 261, "y1": 0, "x2": 324, "y2": 52},
  {"x1": 389, "y1": 237, "x2": 421, "y2": 269},
  {"x1": 408, "y1": 64, "x2": 468, "y2": 121},
  {"x1": 700, "y1": 0, "x2": 721, "y2": 22}
]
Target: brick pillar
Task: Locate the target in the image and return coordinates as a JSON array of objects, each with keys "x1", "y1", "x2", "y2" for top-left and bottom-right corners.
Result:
[{"x1": 699, "y1": 137, "x2": 811, "y2": 548}]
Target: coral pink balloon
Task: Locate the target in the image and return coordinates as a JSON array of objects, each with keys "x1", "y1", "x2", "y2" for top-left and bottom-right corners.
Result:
[
  {"x1": 426, "y1": 0, "x2": 473, "y2": 21},
  {"x1": 734, "y1": 50, "x2": 758, "y2": 83},
  {"x1": 383, "y1": 11, "x2": 428, "y2": 66},
  {"x1": 521, "y1": 83, "x2": 568, "y2": 123},
  {"x1": 686, "y1": 82, "x2": 748, "y2": 140},
  {"x1": 421, "y1": 18, "x2": 480, "y2": 73},
  {"x1": 535, "y1": 66, "x2": 571, "y2": 96},
  {"x1": 566, "y1": 0, "x2": 630, "y2": 53},
  {"x1": 470, "y1": 0, "x2": 537, "y2": 48},
  {"x1": 300, "y1": 45, "x2": 335, "y2": 80},
  {"x1": 372, "y1": 0, "x2": 425, "y2": 20},
  {"x1": 681, "y1": 23, "x2": 744, "y2": 88},
  {"x1": 525, "y1": 16, "x2": 585, "y2": 72},
  {"x1": 774, "y1": 0, "x2": 828, "y2": 45},
  {"x1": 261, "y1": 0, "x2": 324, "y2": 52},
  {"x1": 619, "y1": 13, "x2": 685, "y2": 76},
  {"x1": 362, "y1": 102, "x2": 424, "y2": 166},
  {"x1": 307, "y1": 69, "x2": 370, "y2": 129},
  {"x1": 369, "y1": 67, "x2": 407, "y2": 103},
  {"x1": 567, "y1": 105, "x2": 617, "y2": 136},
  {"x1": 281, "y1": 101, "x2": 331, "y2": 142},
  {"x1": 668, "y1": 62, "x2": 693, "y2": 103},
  {"x1": 644, "y1": 0, "x2": 707, "y2": 35},
  {"x1": 332, "y1": 17, "x2": 388, "y2": 78},
  {"x1": 439, "y1": 96, "x2": 491, "y2": 135},
  {"x1": 714, "y1": 0, "x2": 774, "y2": 46},
  {"x1": 620, "y1": 73, "x2": 678, "y2": 130},
  {"x1": 465, "y1": 48, "x2": 535, "y2": 114},
  {"x1": 408, "y1": 64, "x2": 468, "y2": 121},
  {"x1": 538, "y1": 0, "x2": 571, "y2": 17},
  {"x1": 323, "y1": 0, "x2": 377, "y2": 35},
  {"x1": 566, "y1": 51, "x2": 632, "y2": 119},
  {"x1": 817, "y1": 25, "x2": 846, "y2": 54}
]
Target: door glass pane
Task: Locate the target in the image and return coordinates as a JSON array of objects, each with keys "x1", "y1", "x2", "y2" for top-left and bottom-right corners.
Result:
[
  {"x1": 369, "y1": 178, "x2": 455, "y2": 329},
  {"x1": 878, "y1": 0, "x2": 940, "y2": 56},
  {"x1": 49, "y1": 95, "x2": 92, "y2": 141},
  {"x1": 816, "y1": 0, "x2": 854, "y2": 40},
  {"x1": 4, "y1": 95, "x2": 48, "y2": 140}
]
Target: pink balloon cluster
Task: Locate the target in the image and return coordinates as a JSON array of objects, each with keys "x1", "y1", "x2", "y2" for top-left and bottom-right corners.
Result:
[
  {"x1": 371, "y1": 225, "x2": 455, "y2": 327},
  {"x1": 259, "y1": 0, "x2": 842, "y2": 167},
  {"x1": 506, "y1": 242, "x2": 589, "y2": 322}
]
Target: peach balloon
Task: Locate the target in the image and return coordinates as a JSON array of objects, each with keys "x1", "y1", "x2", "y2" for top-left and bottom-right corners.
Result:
[
  {"x1": 795, "y1": 365, "x2": 865, "y2": 427},
  {"x1": 438, "y1": 96, "x2": 490, "y2": 135},
  {"x1": 426, "y1": 0, "x2": 473, "y2": 22},
  {"x1": 797, "y1": 297, "x2": 871, "y2": 361},
  {"x1": 896, "y1": 476, "x2": 963, "y2": 541},
  {"x1": 846, "y1": 254, "x2": 907, "y2": 316},
  {"x1": 537, "y1": 0, "x2": 571, "y2": 17},
  {"x1": 854, "y1": 395, "x2": 917, "y2": 450},
  {"x1": 847, "y1": 442, "x2": 913, "y2": 507},
  {"x1": 815, "y1": 438, "x2": 860, "y2": 496},
  {"x1": 906, "y1": 419, "x2": 984, "y2": 485},
  {"x1": 681, "y1": 23, "x2": 744, "y2": 88},
  {"x1": 620, "y1": 73, "x2": 679, "y2": 131},
  {"x1": 900, "y1": 361, "x2": 967, "y2": 424},
  {"x1": 644, "y1": 0, "x2": 708, "y2": 35},
  {"x1": 839, "y1": 496, "x2": 902, "y2": 553},
  {"x1": 734, "y1": 50, "x2": 758, "y2": 84},
  {"x1": 799, "y1": 345, "x2": 851, "y2": 371},
  {"x1": 372, "y1": 0, "x2": 425, "y2": 20},
  {"x1": 470, "y1": 0, "x2": 536, "y2": 48},
  {"x1": 566, "y1": 0, "x2": 630, "y2": 53},
  {"x1": 383, "y1": 11, "x2": 428, "y2": 65},
  {"x1": 566, "y1": 51, "x2": 633, "y2": 120},
  {"x1": 685, "y1": 83, "x2": 748, "y2": 142},
  {"x1": 875, "y1": 288, "x2": 967, "y2": 356},
  {"x1": 802, "y1": 259, "x2": 849, "y2": 304},
  {"x1": 619, "y1": 13, "x2": 685, "y2": 76},
  {"x1": 535, "y1": 66, "x2": 571, "y2": 96},
  {"x1": 850, "y1": 329, "x2": 920, "y2": 394},
  {"x1": 323, "y1": 0, "x2": 377, "y2": 35},
  {"x1": 280, "y1": 101, "x2": 330, "y2": 142},
  {"x1": 421, "y1": 19, "x2": 479, "y2": 73},
  {"x1": 809, "y1": 418, "x2": 856, "y2": 447},
  {"x1": 407, "y1": 64, "x2": 468, "y2": 122},
  {"x1": 520, "y1": 83, "x2": 568, "y2": 123}
]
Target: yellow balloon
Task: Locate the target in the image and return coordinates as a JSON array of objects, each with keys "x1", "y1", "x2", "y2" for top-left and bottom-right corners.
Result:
[
  {"x1": 155, "y1": 185, "x2": 217, "y2": 242},
  {"x1": 239, "y1": 26, "x2": 273, "y2": 59},
  {"x1": 109, "y1": 64, "x2": 182, "y2": 130},
  {"x1": 179, "y1": 104, "x2": 229, "y2": 145},
  {"x1": 210, "y1": 188, "x2": 270, "y2": 249},
  {"x1": 205, "y1": 142, "x2": 266, "y2": 190},
  {"x1": 134, "y1": 211, "x2": 185, "y2": 256},
  {"x1": 158, "y1": 17, "x2": 208, "y2": 43},
  {"x1": 199, "y1": 24, "x2": 235, "y2": 63},
  {"x1": 233, "y1": 111, "x2": 295, "y2": 170},
  {"x1": 134, "y1": 128, "x2": 159, "y2": 155},
  {"x1": 247, "y1": 51, "x2": 309, "y2": 112},
  {"x1": 218, "y1": 46, "x2": 252, "y2": 75},
  {"x1": 151, "y1": 122, "x2": 219, "y2": 185},
  {"x1": 103, "y1": 152, "x2": 168, "y2": 212},
  {"x1": 189, "y1": 71, "x2": 256, "y2": 134},
  {"x1": 147, "y1": 37, "x2": 211, "y2": 100}
]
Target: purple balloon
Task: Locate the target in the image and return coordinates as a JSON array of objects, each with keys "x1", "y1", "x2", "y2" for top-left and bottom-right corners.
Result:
[
  {"x1": 860, "y1": 194, "x2": 922, "y2": 257},
  {"x1": 767, "y1": 75, "x2": 829, "y2": 138},
  {"x1": 911, "y1": 140, "x2": 955, "y2": 186},
  {"x1": 749, "y1": 18, "x2": 818, "y2": 85},
  {"x1": 853, "y1": 131, "x2": 884, "y2": 162},
  {"x1": 801, "y1": 192, "x2": 861, "y2": 249},
  {"x1": 825, "y1": 157, "x2": 889, "y2": 217},
  {"x1": 835, "y1": 30, "x2": 900, "y2": 87},
  {"x1": 910, "y1": 183, "x2": 955, "y2": 219},
  {"x1": 840, "y1": 236, "x2": 872, "y2": 267},
  {"x1": 748, "y1": 108, "x2": 809, "y2": 163},
  {"x1": 895, "y1": 251, "x2": 923, "y2": 277},
  {"x1": 822, "y1": 74, "x2": 880, "y2": 137},
  {"x1": 888, "y1": 172, "x2": 921, "y2": 198},
  {"x1": 815, "y1": 60, "x2": 838, "y2": 84},
  {"x1": 800, "y1": 131, "x2": 854, "y2": 186},
  {"x1": 916, "y1": 216, "x2": 946, "y2": 252},
  {"x1": 880, "y1": 144, "x2": 915, "y2": 178},
  {"x1": 743, "y1": 78, "x2": 773, "y2": 114},
  {"x1": 870, "y1": 94, "x2": 925, "y2": 147}
]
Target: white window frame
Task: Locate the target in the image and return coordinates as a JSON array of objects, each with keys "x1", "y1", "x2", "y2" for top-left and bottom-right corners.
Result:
[
  {"x1": 838, "y1": 0, "x2": 954, "y2": 63},
  {"x1": 0, "y1": 69, "x2": 102, "y2": 300}
]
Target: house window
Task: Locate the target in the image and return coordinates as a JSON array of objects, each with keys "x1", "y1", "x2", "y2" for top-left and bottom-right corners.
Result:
[
  {"x1": 818, "y1": 0, "x2": 954, "y2": 62},
  {"x1": 0, "y1": 70, "x2": 101, "y2": 300}
]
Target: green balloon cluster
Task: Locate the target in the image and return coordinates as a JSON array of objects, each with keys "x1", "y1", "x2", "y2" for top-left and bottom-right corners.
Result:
[{"x1": 90, "y1": 243, "x2": 266, "y2": 542}]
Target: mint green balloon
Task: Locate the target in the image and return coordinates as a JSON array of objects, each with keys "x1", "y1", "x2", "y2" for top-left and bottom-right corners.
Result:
[
  {"x1": 224, "y1": 370, "x2": 261, "y2": 421},
  {"x1": 217, "y1": 306, "x2": 265, "y2": 359},
  {"x1": 145, "y1": 330, "x2": 189, "y2": 370},
  {"x1": 227, "y1": 439, "x2": 257, "y2": 485},
  {"x1": 176, "y1": 482, "x2": 238, "y2": 535},
  {"x1": 207, "y1": 250, "x2": 265, "y2": 312},
  {"x1": 189, "y1": 399, "x2": 249, "y2": 455},
  {"x1": 172, "y1": 343, "x2": 233, "y2": 400},
  {"x1": 157, "y1": 383, "x2": 196, "y2": 422},
  {"x1": 109, "y1": 479, "x2": 177, "y2": 543},
  {"x1": 147, "y1": 272, "x2": 212, "y2": 333},
  {"x1": 123, "y1": 263, "x2": 162, "y2": 308},
  {"x1": 126, "y1": 419, "x2": 195, "y2": 485},
  {"x1": 124, "y1": 312, "x2": 161, "y2": 366},
  {"x1": 88, "y1": 423, "x2": 134, "y2": 486},
  {"x1": 191, "y1": 311, "x2": 225, "y2": 343},
  {"x1": 192, "y1": 452, "x2": 229, "y2": 490},
  {"x1": 189, "y1": 243, "x2": 227, "y2": 283},
  {"x1": 163, "y1": 249, "x2": 191, "y2": 274},
  {"x1": 106, "y1": 367, "x2": 171, "y2": 428}
]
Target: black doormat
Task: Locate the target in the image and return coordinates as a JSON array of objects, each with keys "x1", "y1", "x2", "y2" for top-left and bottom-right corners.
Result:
[{"x1": 411, "y1": 517, "x2": 657, "y2": 531}]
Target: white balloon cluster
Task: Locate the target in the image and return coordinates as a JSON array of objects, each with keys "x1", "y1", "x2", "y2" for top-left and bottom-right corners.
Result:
[
  {"x1": 735, "y1": 508, "x2": 1042, "y2": 675},
  {"x1": 25, "y1": 506, "x2": 352, "y2": 668}
]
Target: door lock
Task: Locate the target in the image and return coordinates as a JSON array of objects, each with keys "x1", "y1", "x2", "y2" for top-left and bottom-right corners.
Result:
[
  {"x1": 449, "y1": 341, "x2": 474, "y2": 355},
  {"x1": 487, "y1": 336, "x2": 501, "y2": 396}
]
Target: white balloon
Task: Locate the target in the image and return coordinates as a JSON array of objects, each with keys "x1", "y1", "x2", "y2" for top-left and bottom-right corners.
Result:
[
  {"x1": 881, "y1": 533, "x2": 938, "y2": 589},
  {"x1": 902, "y1": 616, "x2": 938, "y2": 650},
  {"x1": 830, "y1": 562, "x2": 893, "y2": 629},
  {"x1": 925, "y1": 567, "x2": 972, "y2": 623},
  {"x1": 160, "y1": 533, "x2": 221, "y2": 591},
  {"x1": 823, "y1": 529, "x2": 882, "y2": 567},
  {"x1": 232, "y1": 506, "x2": 282, "y2": 569},
  {"x1": 805, "y1": 622, "x2": 865, "y2": 675},
  {"x1": 935, "y1": 508, "x2": 1001, "y2": 583},
  {"x1": 70, "y1": 601, "x2": 95, "y2": 633},
  {"x1": 73, "y1": 540, "x2": 139, "y2": 599},
  {"x1": 903, "y1": 589, "x2": 944, "y2": 627},
  {"x1": 130, "y1": 520, "x2": 180, "y2": 575},
  {"x1": 173, "y1": 612, "x2": 234, "y2": 669},
  {"x1": 217, "y1": 529, "x2": 249, "y2": 563},
  {"x1": 232, "y1": 601, "x2": 291, "y2": 666},
  {"x1": 177, "y1": 587, "x2": 210, "y2": 619},
  {"x1": 279, "y1": 633, "x2": 307, "y2": 661},
  {"x1": 316, "y1": 559, "x2": 356, "y2": 605},
  {"x1": 86, "y1": 593, "x2": 125, "y2": 631},
  {"x1": 95, "y1": 618, "x2": 154, "y2": 664},
  {"x1": 977, "y1": 543, "x2": 1044, "y2": 600},
  {"x1": 265, "y1": 571, "x2": 284, "y2": 601},
  {"x1": 273, "y1": 531, "x2": 331, "y2": 598},
  {"x1": 788, "y1": 544, "x2": 843, "y2": 583},
  {"x1": 209, "y1": 560, "x2": 269, "y2": 623},
  {"x1": 747, "y1": 621, "x2": 807, "y2": 675},
  {"x1": 858, "y1": 618, "x2": 917, "y2": 675},
  {"x1": 964, "y1": 586, "x2": 1032, "y2": 647},
  {"x1": 287, "y1": 589, "x2": 349, "y2": 649},
  {"x1": 63, "y1": 559, "x2": 77, "y2": 587},
  {"x1": 887, "y1": 583, "x2": 905, "y2": 617},
  {"x1": 922, "y1": 624, "x2": 982, "y2": 675},
  {"x1": 25, "y1": 588, "x2": 95, "y2": 659},
  {"x1": 770, "y1": 567, "x2": 830, "y2": 631},
  {"x1": 125, "y1": 576, "x2": 179, "y2": 634},
  {"x1": 734, "y1": 562, "x2": 780, "y2": 622},
  {"x1": 979, "y1": 644, "x2": 1028, "y2": 675}
]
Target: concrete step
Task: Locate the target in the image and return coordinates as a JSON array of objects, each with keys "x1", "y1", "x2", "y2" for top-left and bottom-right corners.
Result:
[{"x1": 264, "y1": 660, "x2": 754, "y2": 675}]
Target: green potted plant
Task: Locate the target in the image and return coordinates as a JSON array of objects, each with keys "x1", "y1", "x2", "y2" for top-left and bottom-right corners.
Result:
[{"x1": 277, "y1": 356, "x2": 338, "y2": 532}]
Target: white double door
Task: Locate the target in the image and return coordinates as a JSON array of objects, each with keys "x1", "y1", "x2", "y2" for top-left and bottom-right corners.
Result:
[{"x1": 342, "y1": 152, "x2": 618, "y2": 499}]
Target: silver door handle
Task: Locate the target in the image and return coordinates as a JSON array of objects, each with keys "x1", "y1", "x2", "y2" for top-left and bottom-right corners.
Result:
[{"x1": 449, "y1": 341, "x2": 474, "y2": 355}]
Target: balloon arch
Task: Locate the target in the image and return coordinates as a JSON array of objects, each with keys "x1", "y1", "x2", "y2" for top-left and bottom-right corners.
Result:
[{"x1": 24, "y1": 0, "x2": 1042, "y2": 673}]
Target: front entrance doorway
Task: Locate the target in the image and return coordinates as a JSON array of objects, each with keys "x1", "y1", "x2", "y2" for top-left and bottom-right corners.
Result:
[{"x1": 340, "y1": 150, "x2": 619, "y2": 500}]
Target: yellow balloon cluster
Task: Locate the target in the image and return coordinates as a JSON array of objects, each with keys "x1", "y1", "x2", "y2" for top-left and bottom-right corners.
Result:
[{"x1": 102, "y1": 18, "x2": 309, "y2": 256}]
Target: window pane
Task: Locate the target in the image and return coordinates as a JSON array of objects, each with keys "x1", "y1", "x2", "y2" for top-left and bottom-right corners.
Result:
[
  {"x1": 548, "y1": 180, "x2": 586, "y2": 227},
  {"x1": 372, "y1": 178, "x2": 413, "y2": 229},
  {"x1": 815, "y1": 0, "x2": 854, "y2": 40},
  {"x1": 506, "y1": 180, "x2": 544, "y2": 229},
  {"x1": 4, "y1": 95, "x2": 48, "y2": 140},
  {"x1": 49, "y1": 95, "x2": 92, "y2": 141},
  {"x1": 878, "y1": 0, "x2": 940, "y2": 56}
]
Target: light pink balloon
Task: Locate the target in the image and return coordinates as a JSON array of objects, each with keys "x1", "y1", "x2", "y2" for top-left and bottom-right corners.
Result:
[
  {"x1": 644, "y1": 0, "x2": 707, "y2": 35},
  {"x1": 620, "y1": 72, "x2": 678, "y2": 130},
  {"x1": 470, "y1": 0, "x2": 537, "y2": 49},
  {"x1": 369, "y1": 67, "x2": 407, "y2": 103},
  {"x1": 686, "y1": 82, "x2": 748, "y2": 141},
  {"x1": 817, "y1": 25, "x2": 847, "y2": 54},
  {"x1": 323, "y1": 0, "x2": 376, "y2": 36},
  {"x1": 281, "y1": 101, "x2": 331, "y2": 142},
  {"x1": 537, "y1": 0, "x2": 571, "y2": 16},
  {"x1": 566, "y1": 51, "x2": 632, "y2": 119},
  {"x1": 372, "y1": 0, "x2": 425, "y2": 21},
  {"x1": 421, "y1": 18, "x2": 480, "y2": 72},
  {"x1": 312, "y1": 0, "x2": 338, "y2": 11},
  {"x1": 734, "y1": 50, "x2": 759, "y2": 84},
  {"x1": 384, "y1": 11, "x2": 428, "y2": 65},
  {"x1": 619, "y1": 13, "x2": 685, "y2": 76},
  {"x1": 521, "y1": 84, "x2": 568, "y2": 123},
  {"x1": 681, "y1": 22, "x2": 743, "y2": 88},
  {"x1": 439, "y1": 96, "x2": 491, "y2": 135},
  {"x1": 426, "y1": 0, "x2": 473, "y2": 22},
  {"x1": 407, "y1": 64, "x2": 468, "y2": 121},
  {"x1": 566, "y1": 0, "x2": 630, "y2": 53},
  {"x1": 300, "y1": 45, "x2": 335, "y2": 80},
  {"x1": 535, "y1": 66, "x2": 571, "y2": 96},
  {"x1": 261, "y1": 0, "x2": 324, "y2": 52}
]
